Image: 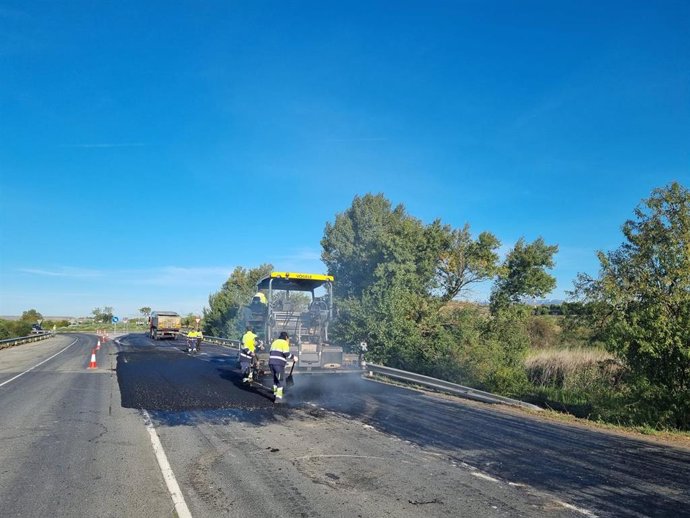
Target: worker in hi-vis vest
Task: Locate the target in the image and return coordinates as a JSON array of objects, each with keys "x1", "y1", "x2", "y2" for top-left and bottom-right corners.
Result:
[
  {"x1": 240, "y1": 326, "x2": 259, "y2": 382},
  {"x1": 268, "y1": 331, "x2": 297, "y2": 401}
]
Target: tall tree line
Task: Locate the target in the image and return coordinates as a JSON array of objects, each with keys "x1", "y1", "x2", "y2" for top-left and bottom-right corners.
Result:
[
  {"x1": 321, "y1": 193, "x2": 558, "y2": 392},
  {"x1": 203, "y1": 184, "x2": 689, "y2": 429}
]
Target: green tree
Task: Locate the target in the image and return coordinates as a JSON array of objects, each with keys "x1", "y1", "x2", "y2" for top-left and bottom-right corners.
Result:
[
  {"x1": 139, "y1": 307, "x2": 151, "y2": 318},
  {"x1": 321, "y1": 193, "x2": 444, "y2": 299},
  {"x1": 322, "y1": 194, "x2": 451, "y2": 364},
  {"x1": 575, "y1": 182, "x2": 690, "y2": 429},
  {"x1": 181, "y1": 313, "x2": 201, "y2": 327},
  {"x1": 436, "y1": 224, "x2": 501, "y2": 301},
  {"x1": 476, "y1": 237, "x2": 559, "y2": 390},
  {"x1": 203, "y1": 264, "x2": 273, "y2": 337},
  {"x1": 92, "y1": 307, "x2": 114, "y2": 324},
  {"x1": 20, "y1": 309, "x2": 43, "y2": 323},
  {"x1": 320, "y1": 193, "x2": 566, "y2": 398},
  {"x1": 332, "y1": 275, "x2": 450, "y2": 370},
  {"x1": 527, "y1": 314, "x2": 560, "y2": 348},
  {"x1": 490, "y1": 237, "x2": 558, "y2": 313},
  {"x1": 481, "y1": 305, "x2": 532, "y2": 394},
  {"x1": 319, "y1": 192, "x2": 563, "y2": 399}
]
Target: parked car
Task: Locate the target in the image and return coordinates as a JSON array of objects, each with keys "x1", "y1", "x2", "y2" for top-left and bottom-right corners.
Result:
[{"x1": 31, "y1": 324, "x2": 44, "y2": 334}]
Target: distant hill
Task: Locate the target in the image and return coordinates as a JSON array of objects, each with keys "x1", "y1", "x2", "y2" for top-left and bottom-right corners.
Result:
[{"x1": 523, "y1": 298, "x2": 565, "y2": 306}]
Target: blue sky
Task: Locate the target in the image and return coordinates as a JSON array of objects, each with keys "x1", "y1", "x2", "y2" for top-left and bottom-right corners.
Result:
[{"x1": 1, "y1": 1, "x2": 688, "y2": 318}]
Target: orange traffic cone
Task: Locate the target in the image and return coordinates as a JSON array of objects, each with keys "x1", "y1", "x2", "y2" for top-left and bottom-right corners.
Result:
[
  {"x1": 96, "y1": 339, "x2": 101, "y2": 351},
  {"x1": 88, "y1": 349, "x2": 98, "y2": 369}
]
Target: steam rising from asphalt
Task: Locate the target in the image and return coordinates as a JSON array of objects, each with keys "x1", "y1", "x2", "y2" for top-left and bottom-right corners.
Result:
[{"x1": 288, "y1": 373, "x2": 369, "y2": 412}]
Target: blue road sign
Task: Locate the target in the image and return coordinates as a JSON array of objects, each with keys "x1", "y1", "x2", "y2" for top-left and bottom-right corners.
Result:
[{"x1": 112, "y1": 316, "x2": 119, "y2": 323}]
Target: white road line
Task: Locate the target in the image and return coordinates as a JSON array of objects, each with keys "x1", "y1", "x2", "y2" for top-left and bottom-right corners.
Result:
[
  {"x1": 556, "y1": 500, "x2": 598, "y2": 518},
  {"x1": 0, "y1": 338, "x2": 78, "y2": 388},
  {"x1": 450, "y1": 453, "x2": 598, "y2": 517},
  {"x1": 142, "y1": 410, "x2": 193, "y2": 518},
  {"x1": 294, "y1": 454, "x2": 387, "y2": 461},
  {"x1": 471, "y1": 472, "x2": 500, "y2": 482}
]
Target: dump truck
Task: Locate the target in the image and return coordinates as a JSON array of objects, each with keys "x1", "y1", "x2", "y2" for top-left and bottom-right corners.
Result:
[
  {"x1": 240, "y1": 272, "x2": 362, "y2": 372},
  {"x1": 148, "y1": 311, "x2": 181, "y2": 340}
]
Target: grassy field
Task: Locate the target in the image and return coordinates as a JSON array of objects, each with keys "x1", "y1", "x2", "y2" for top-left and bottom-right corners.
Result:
[{"x1": 522, "y1": 345, "x2": 622, "y2": 418}]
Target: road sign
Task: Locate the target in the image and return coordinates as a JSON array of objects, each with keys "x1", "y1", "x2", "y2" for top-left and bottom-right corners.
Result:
[
  {"x1": 195, "y1": 318, "x2": 201, "y2": 324},
  {"x1": 123, "y1": 318, "x2": 129, "y2": 323},
  {"x1": 112, "y1": 316, "x2": 119, "y2": 323}
]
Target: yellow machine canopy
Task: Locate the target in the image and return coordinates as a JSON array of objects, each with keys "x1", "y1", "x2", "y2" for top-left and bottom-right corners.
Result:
[{"x1": 256, "y1": 272, "x2": 334, "y2": 292}]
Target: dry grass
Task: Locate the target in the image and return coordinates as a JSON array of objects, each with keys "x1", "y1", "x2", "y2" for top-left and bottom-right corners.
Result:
[{"x1": 525, "y1": 347, "x2": 619, "y2": 388}]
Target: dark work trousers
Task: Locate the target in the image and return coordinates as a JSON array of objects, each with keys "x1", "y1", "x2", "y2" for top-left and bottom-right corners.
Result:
[
  {"x1": 239, "y1": 349, "x2": 254, "y2": 377},
  {"x1": 270, "y1": 363, "x2": 285, "y2": 389}
]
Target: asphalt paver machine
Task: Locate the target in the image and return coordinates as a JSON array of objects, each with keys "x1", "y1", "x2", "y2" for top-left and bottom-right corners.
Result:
[{"x1": 241, "y1": 272, "x2": 360, "y2": 372}]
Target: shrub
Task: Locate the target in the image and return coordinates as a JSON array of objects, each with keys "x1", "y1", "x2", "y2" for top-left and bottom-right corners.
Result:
[
  {"x1": 527, "y1": 316, "x2": 560, "y2": 349},
  {"x1": 0, "y1": 320, "x2": 32, "y2": 339},
  {"x1": 439, "y1": 305, "x2": 531, "y2": 396},
  {"x1": 0, "y1": 321, "x2": 10, "y2": 340}
]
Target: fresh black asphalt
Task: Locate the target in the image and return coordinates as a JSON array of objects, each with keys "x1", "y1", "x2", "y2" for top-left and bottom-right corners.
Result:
[
  {"x1": 116, "y1": 333, "x2": 275, "y2": 412},
  {"x1": 288, "y1": 372, "x2": 690, "y2": 518},
  {"x1": 113, "y1": 333, "x2": 690, "y2": 517}
]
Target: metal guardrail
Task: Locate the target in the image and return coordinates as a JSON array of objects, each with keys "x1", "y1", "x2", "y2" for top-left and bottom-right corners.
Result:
[
  {"x1": 179, "y1": 332, "x2": 241, "y2": 351},
  {"x1": 0, "y1": 332, "x2": 53, "y2": 350},
  {"x1": 366, "y1": 363, "x2": 542, "y2": 411},
  {"x1": 200, "y1": 335, "x2": 241, "y2": 350},
  {"x1": 180, "y1": 335, "x2": 538, "y2": 410}
]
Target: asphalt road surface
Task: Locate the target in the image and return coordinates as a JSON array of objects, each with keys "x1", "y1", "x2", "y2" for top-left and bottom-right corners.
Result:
[
  {"x1": 1, "y1": 333, "x2": 689, "y2": 517},
  {"x1": 0, "y1": 333, "x2": 173, "y2": 517}
]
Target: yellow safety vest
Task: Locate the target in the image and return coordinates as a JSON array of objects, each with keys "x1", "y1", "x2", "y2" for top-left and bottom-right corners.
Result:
[
  {"x1": 242, "y1": 331, "x2": 257, "y2": 352},
  {"x1": 269, "y1": 338, "x2": 292, "y2": 365},
  {"x1": 270, "y1": 338, "x2": 290, "y2": 353}
]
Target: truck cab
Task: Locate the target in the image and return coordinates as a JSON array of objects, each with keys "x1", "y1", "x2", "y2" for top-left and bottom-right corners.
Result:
[{"x1": 149, "y1": 311, "x2": 181, "y2": 340}]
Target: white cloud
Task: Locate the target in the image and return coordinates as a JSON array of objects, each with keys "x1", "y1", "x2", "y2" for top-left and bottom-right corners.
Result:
[
  {"x1": 19, "y1": 265, "x2": 233, "y2": 286},
  {"x1": 322, "y1": 137, "x2": 389, "y2": 143},
  {"x1": 19, "y1": 267, "x2": 104, "y2": 278},
  {"x1": 132, "y1": 266, "x2": 233, "y2": 287},
  {"x1": 59, "y1": 143, "x2": 148, "y2": 148},
  {"x1": 9, "y1": 256, "x2": 329, "y2": 317}
]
